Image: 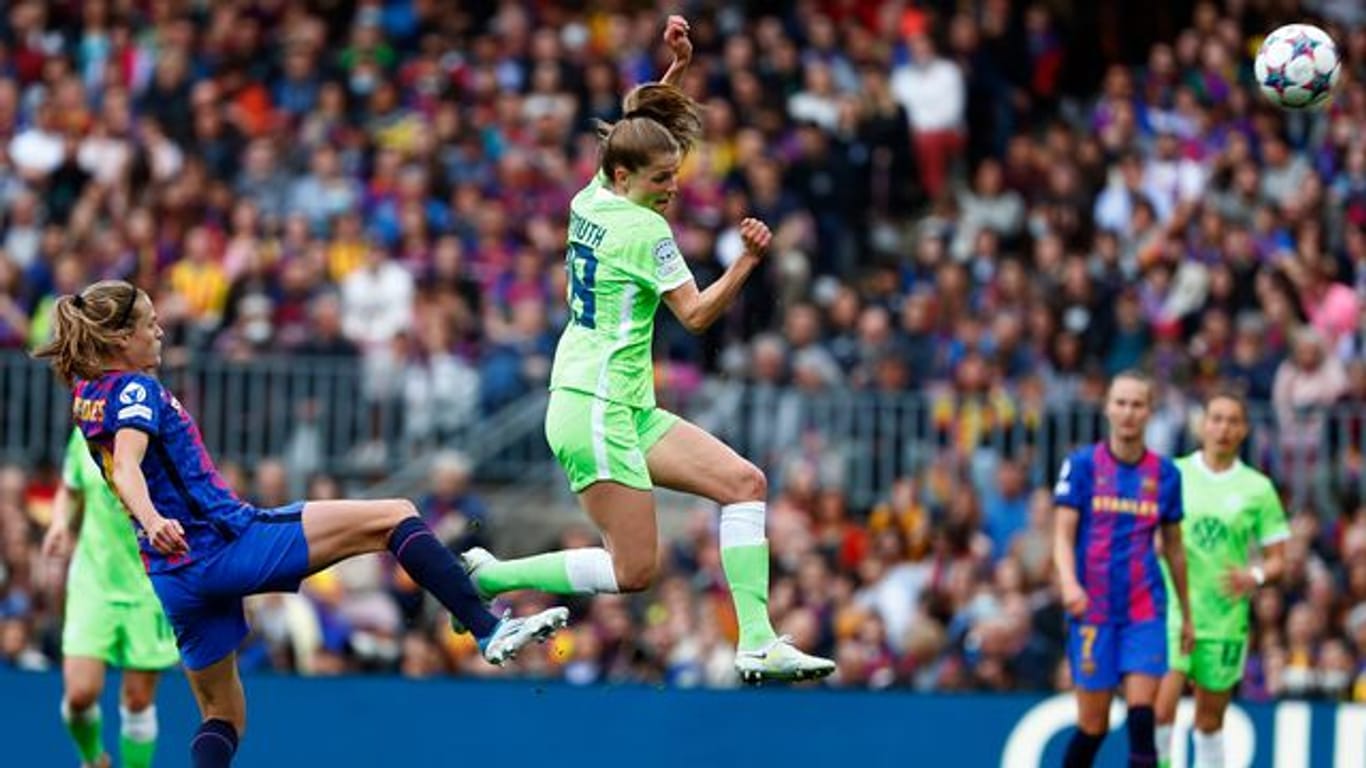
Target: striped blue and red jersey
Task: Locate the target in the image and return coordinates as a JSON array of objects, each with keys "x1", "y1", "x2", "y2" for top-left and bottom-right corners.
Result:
[
  {"x1": 71, "y1": 371, "x2": 253, "y2": 574},
  {"x1": 1053, "y1": 442, "x2": 1183, "y2": 625}
]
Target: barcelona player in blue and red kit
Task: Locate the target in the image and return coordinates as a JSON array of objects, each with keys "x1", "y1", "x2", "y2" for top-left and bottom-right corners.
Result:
[
  {"x1": 1053, "y1": 371, "x2": 1193, "y2": 767},
  {"x1": 37, "y1": 281, "x2": 569, "y2": 767}
]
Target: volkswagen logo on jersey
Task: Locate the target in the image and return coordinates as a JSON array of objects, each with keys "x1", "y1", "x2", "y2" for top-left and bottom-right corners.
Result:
[{"x1": 1192, "y1": 516, "x2": 1229, "y2": 550}]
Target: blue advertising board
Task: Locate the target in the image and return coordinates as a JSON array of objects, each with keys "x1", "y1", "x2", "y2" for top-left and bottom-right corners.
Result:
[{"x1": 0, "y1": 670, "x2": 1359, "y2": 766}]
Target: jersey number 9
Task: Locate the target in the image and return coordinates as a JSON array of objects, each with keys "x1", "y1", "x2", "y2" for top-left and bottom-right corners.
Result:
[{"x1": 567, "y1": 243, "x2": 598, "y2": 329}]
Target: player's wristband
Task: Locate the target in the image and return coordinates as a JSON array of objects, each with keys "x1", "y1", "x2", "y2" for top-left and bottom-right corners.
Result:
[{"x1": 1250, "y1": 565, "x2": 1266, "y2": 587}]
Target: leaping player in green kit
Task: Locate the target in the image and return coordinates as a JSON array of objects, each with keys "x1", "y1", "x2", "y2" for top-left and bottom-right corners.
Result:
[
  {"x1": 44, "y1": 428, "x2": 180, "y2": 768},
  {"x1": 460, "y1": 16, "x2": 836, "y2": 683},
  {"x1": 1155, "y1": 391, "x2": 1289, "y2": 768}
]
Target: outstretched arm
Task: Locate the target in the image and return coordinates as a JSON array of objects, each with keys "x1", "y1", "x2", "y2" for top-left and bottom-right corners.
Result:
[
  {"x1": 659, "y1": 15, "x2": 692, "y2": 88},
  {"x1": 112, "y1": 428, "x2": 188, "y2": 556},
  {"x1": 662, "y1": 218, "x2": 769, "y2": 334}
]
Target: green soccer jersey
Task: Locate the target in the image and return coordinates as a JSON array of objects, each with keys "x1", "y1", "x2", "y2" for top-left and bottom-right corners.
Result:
[
  {"x1": 63, "y1": 429, "x2": 157, "y2": 604},
  {"x1": 549, "y1": 174, "x2": 693, "y2": 409},
  {"x1": 1166, "y1": 452, "x2": 1289, "y2": 639}
]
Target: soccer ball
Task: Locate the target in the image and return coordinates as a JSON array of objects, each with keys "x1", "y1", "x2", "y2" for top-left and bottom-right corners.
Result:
[{"x1": 1254, "y1": 23, "x2": 1341, "y2": 110}]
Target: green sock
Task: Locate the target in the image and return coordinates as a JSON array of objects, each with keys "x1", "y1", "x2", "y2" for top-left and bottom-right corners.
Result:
[
  {"x1": 721, "y1": 543, "x2": 779, "y2": 650},
  {"x1": 121, "y1": 734, "x2": 156, "y2": 768},
  {"x1": 62, "y1": 702, "x2": 104, "y2": 764},
  {"x1": 1157, "y1": 760, "x2": 1171, "y2": 768},
  {"x1": 476, "y1": 551, "x2": 574, "y2": 595}
]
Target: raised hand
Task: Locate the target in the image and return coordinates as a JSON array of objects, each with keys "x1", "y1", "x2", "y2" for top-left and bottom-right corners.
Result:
[
  {"x1": 739, "y1": 217, "x2": 772, "y2": 258},
  {"x1": 664, "y1": 15, "x2": 692, "y2": 63}
]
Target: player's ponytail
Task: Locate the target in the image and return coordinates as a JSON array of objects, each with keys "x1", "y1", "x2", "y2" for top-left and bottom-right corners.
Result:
[
  {"x1": 621, "y1": 83, "x2": 702, "y2": 153},
  {"x1": 598, "y1": 83, "x2": 702, "y2": 180},
  {"x1": 33, "y1": 280, "x2": 145, "y2": 386}
]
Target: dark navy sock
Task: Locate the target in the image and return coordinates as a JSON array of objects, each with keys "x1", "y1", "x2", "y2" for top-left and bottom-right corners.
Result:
[
  {"x1": 191, "y1": 719, "x2": 238, "y2": 768},
  {"x1": 388, "y1": 516, "x2": 499, "y2": 639},
  {"x1": 1127, "y1": 706, "x2": 1157, "y2": 766},
  {"x1": 1064, "y1": 729, "x2": 1105, "y2": 768}
]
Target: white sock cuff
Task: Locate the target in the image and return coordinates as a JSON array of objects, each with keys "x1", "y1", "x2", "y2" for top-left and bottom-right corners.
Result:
[
  {"x1": 564, "y1": 548, "x2": 619, "y2": 594},
  {"x1": 120, "y1": 705, "x2": 159, "y2": 742},
  {"x1": 720, "y1": 501, "x2": 766, "y2": 548},
  {"x1": 61, "y1": 701, "x2": 100, "y2": 724},
  {"x1": 1155, "y1": 724, "x2": 1174, "y2": 761},
  {"x1": 1193, "y1": 729, "x2": 1224, "y2": 767}
]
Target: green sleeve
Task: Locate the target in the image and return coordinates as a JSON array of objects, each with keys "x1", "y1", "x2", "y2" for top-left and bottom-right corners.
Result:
[
  {"x1": 1255, "y1": 479, "x2": 1290, "y2": 546},
  {"x1": 650, "y1": 234, "x2": 692, "y2": 292},
  {"x1": 625, "y1": 217, "x2": 691, "y2": 293}
]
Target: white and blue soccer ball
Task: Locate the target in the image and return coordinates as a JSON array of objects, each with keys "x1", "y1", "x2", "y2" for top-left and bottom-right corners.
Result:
[{"x1": 1253, "y1": 23, "x2": 1342, "y2": 111}]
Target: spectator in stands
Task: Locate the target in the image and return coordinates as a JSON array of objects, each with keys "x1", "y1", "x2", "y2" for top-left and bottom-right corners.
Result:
[
  {"x1": 981, "y1": 459, "x2": 1030, "y2": 561},
  {"x1": 0, "y1": 464, "x2": 31, "y2": 601},
  {"x1": 297, "y1": 293, "x2": 359, "y2": 360},
  {"x1": 419, "y1": 450, "x2": 489, "y2": 553},
  {"x1": 953, "y1": 158, "x2": 1025, "y2": 261},
  {"x1": 787, "y1": 61, "x2": 842, "y2": 134},
  {"x1": 168, "y1": 225, "x2": 229, "y2": 335},
  {"x1": 1290, "y1": 254, "x2": 1361, "y2": 353},
  {"x1": 1260, "y1": 136, "x2": 1313, "y2": 210},
  {"x1": 891, "y1": 28, "x2": 965, "y2": 199},
  {"x1": 253, "y1": 459, "x2": 291, "y2": 509},
  {"x1": 289, "y1": 146, "x2": 360, "y2": 234},
  {"x1": 0, "y1": 257, "x2": 30, "y2": 349},
  {"x1": 402, "y1": 313, "x2": 480, "y2": 449},
  {"x1": 339, "y1": 238, "x2": 414, "y2": 463},
  {"x1": 1, "y1": 191, "x2": 43, "y2": 271},
  {"x1": 1273, "y1": 328, "x2": 1348, "y2": 503},
  {"x1": 848, "y1": 63, "x2": 921, "y2": 226},
  {"x1": 0, "y1": 463, "x2": 45, "y2": 672}
]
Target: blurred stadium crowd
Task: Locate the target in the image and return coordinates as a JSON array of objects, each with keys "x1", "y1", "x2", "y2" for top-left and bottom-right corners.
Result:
[{"x1": 0, "y1": 0, "x2": 1365, "y2": 699}]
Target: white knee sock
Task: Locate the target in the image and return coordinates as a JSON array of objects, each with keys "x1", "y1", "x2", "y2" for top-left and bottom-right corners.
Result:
[
  {"x1": 60, "y1": 700, "x2": 104, "y2": 764},
  {"x1": 1193, "y1": 729, "x2": 1224, "y2": 767},
  {"x1": 1156, "y1": 724, "x2": 1174, "y2": 763},
  {"x1": 61, "y1": 700, "x2": 100, "y2": 724},
  {"x1": 120, "y1": 704, "x2": 158, "y2": 742},
  {"x1": 719, "y1": 501, "x2": 766, "y2": 547},
  {"x1": 564, "y1": 548, "x2": 619, "y2": 593}
]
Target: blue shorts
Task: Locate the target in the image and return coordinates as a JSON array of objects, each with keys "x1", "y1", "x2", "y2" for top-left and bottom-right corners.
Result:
[
  {"x1": 150, "y1": 504, "x2": 311, "y2": 671},
  {"x1": 1067, "y1": 619, "x2": 1167, "y2": 691}
]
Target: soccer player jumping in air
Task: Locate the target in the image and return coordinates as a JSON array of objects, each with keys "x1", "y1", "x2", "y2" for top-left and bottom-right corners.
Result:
[
  {"x1": 45, "y1": 427, "x2": 180, "y2": 768},
  {"x1": 458, "y1": 16, "x2": 835, "y2": 683},
  {"x1": 1054, "y1": 371, "x2": 1194, "y2": 767},
  {"x1": 1155, "y1": 392, "x2": 1288, "y2": 768},
  {"x1": 36, "y1": 280, "x2": 569, "y2": 767}
]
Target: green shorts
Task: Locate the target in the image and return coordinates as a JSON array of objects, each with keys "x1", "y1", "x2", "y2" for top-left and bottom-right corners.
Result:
[
  {"x1": 62, "y1": 589, "x2": 179, "y2": 670},
  {"x1": 545, "y1": 389, "x2": 680, "y2": 493},
  {"x1": 1168, "y1": 629, "x2": 1248, "y2": 692}
]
